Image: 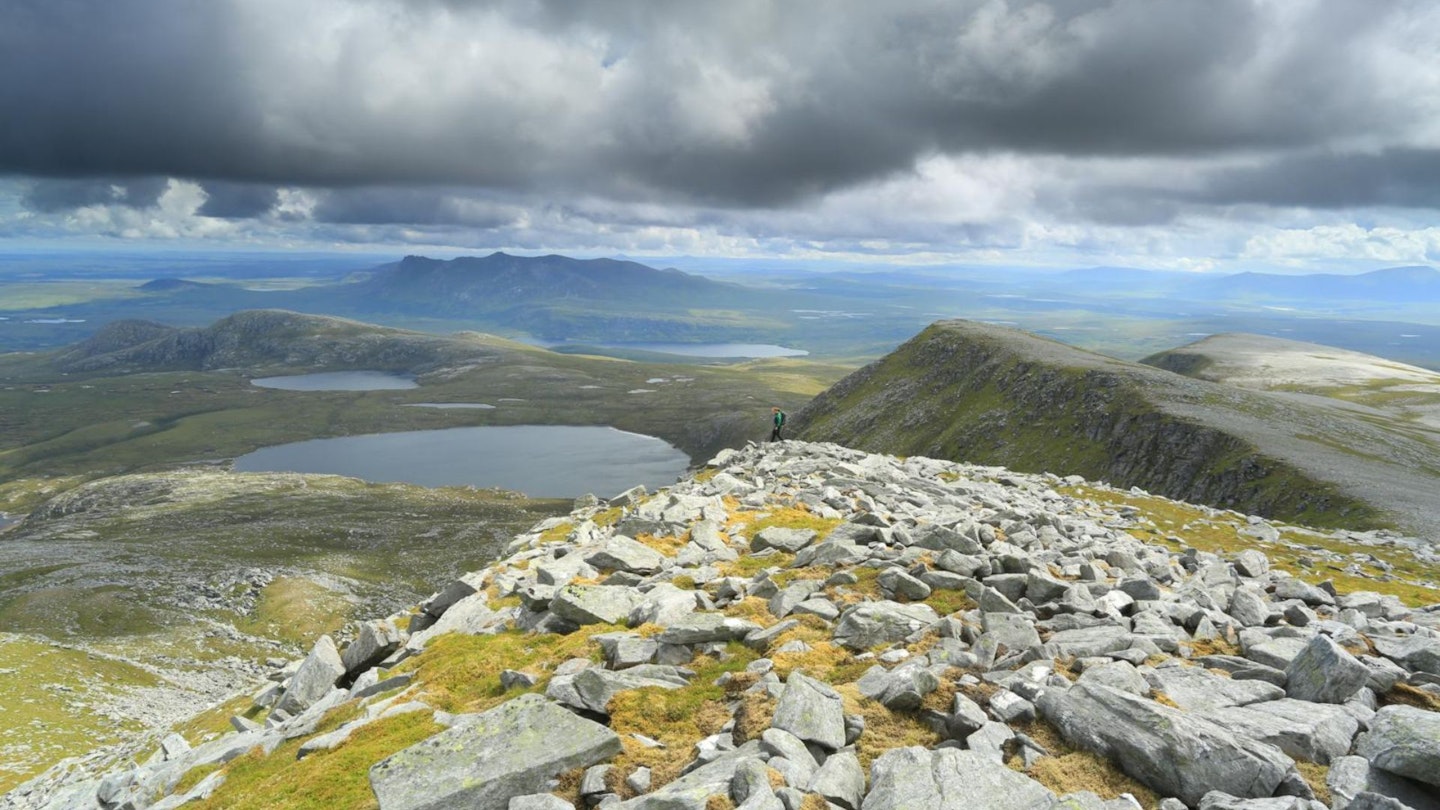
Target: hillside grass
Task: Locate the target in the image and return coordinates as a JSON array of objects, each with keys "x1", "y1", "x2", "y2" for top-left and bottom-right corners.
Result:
[
  {"x1": 0, "y1": 636, "x2": 160, "y2": 793},
  {"x1": 1064, "y1": 485, "x2": 1440, "y2": 606}
]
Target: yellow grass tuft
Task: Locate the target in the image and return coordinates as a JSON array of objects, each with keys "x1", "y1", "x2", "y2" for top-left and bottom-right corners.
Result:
[
  {"x1": 635, "y1": 532, "x2": 689, "y2": 557},
  {"x1": 723, "y1": 596, "x2": 779, "y2": 626},
  {"x1": 1008, "y1": 719, "x2": 1160, "y2": 808},
  {"x1": 1150, "y1": 691, "x2": 1181, "y2": 709},
  {"x1": 732, "y1": 692, "x2": 777, "y2": 744},
  {"x1": 834, "y1": 683, "x2": 940, "y2": 771},
  {"x1": 1295, "y1": 761, "x2": 1331, "y2": 806},
  {"x1": 605, "y1": 646, "x2": 758, "y2": 795}
]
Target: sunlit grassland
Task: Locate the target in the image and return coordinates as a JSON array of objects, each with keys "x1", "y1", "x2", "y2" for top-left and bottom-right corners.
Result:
[
  {"x1": 0, "y1": 636, "x2": 160, "y2": 793},
  {"x1": 0, "y1": 280, "x2": 145, "y2": 310}
]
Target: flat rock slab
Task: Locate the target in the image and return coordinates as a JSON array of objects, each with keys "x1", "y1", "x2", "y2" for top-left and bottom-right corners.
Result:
[
  {"x1": 1354, "y1": 705, "x2": 1440, "y2": 788},
  {"x1": 587, "y1": 536, "x2": 667, "y2": 575},
  {"x1": 369, "y1": 694, "x2": 621, "y2": 810},
  {"x1": 861, "y1": 746, "x2": 1055, "y2": 810},
  {"x1": 1144, "y1": 665, "x2": 1285, "y2": 713},
  {"x1": 1207, "y1": 699, "x2": 1359, "y2": 765},
  {"x1": 771, "y1": 672, "x2": 847, "y2": 751},
  {"x1": 1038, "y1": 682, "x2": 1294, "y2": 807},
  {"x1": 752, "y1": 526, "x2": 819, "y2": 553},
  {"x1": 832, "y1": 601, "x2": 937, "y2": 650},
  {"x1": 551, "y1": 584, "x2": 642, "y2": 626},
  {"x1": 1044, "y1": 625, "x2": 1133, "y2": 658}
]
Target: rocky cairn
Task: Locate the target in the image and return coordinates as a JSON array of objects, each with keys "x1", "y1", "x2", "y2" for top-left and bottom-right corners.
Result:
[{"x1": 21, "y1": 442, "x2": 1440, "y2": 810}]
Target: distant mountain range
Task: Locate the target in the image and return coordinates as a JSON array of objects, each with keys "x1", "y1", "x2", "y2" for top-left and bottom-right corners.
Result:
[
  {"x1": 1050, "y1": 264, "x2": 1440, "y2": 302},
  {"x1": 52, "y1": 310, "x2": 506, "y2": 374},
  {"x1": 353, "y1": 253, "x2": 754, "y2": 310}
]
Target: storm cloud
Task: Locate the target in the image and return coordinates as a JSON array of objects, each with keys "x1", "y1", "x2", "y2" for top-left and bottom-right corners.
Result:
[{"x1": 2, "y1": 0, "x2": 1438, "y2": 267}]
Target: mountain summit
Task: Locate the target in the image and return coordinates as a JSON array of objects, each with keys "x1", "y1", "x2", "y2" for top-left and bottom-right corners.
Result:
[
  {"x1": 24, "y1": 441, "x2": 1440, "y2": 809},
  {"x1": 357, "y1": 253, "x2": 753, "y2": 311}
]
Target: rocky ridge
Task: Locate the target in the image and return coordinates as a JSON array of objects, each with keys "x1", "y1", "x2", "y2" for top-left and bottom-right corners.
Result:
[
  {"x1": 9, "y1": 441, "x2": 1440, "y2": 810},
  {"x1": 796, "y1": 320, "x2": 1440, "y2": 537}
]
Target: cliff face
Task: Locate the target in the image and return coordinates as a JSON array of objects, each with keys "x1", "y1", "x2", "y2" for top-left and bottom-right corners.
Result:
[{"x1": 797, "y1": 320, "x2": 1440, "y2": 532}]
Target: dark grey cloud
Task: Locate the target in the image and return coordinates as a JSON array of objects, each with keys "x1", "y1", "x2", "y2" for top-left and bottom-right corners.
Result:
[
  {"x1": 21, "y1": 177, "x2": 169, "y2": 212},
  {"x1": 0, "y1": 0, "x2": 1431, "y2": 210},
  {"x1": 312, "y1": 188, "x2": 518, "y2": 227},
  {"x1": 196, "y1": 182, "x2": 280, "y2": 218},
  {"x1": 1191, "y1": 149, "x2": 1440, "y2": 210}
]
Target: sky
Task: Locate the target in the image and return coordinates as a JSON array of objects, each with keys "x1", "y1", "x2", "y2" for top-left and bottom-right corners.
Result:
[{"x1": 3, "y1": 0, "x2": 1439, "y2": 273}]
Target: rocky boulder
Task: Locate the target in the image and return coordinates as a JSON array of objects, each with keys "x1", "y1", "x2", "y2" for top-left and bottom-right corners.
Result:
[
  {"x1": 369, "y1": 694, "x2": 621, "y2": 810},
  {"x1": 1038, "y1": 682, "x2": 1295, "y2": 806}
]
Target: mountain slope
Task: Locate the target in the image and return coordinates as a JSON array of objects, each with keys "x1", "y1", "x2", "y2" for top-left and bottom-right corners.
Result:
[
  {"x1": 50, "y1": 310, "x2": 505, "y2": 374},
  {"x1": 324, "y1": 253, "x2": 787, "y2": 342},
  {"x1": 355, "y1": 253, "x2": 752, "y2": 308},
  {"x1": 1142, "y1": 332, "x2": 1440, "y2": 432},
  {"x1": 796, "y1": 320, "x2": 1440, "y2": 535}
]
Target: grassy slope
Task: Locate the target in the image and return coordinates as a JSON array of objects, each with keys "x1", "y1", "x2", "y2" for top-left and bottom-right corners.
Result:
[
  {"x1": 0, "y1": 471, "x2": 572, "y2": 790},
  {"x1": 797, "y1": 321, "x2": 1419, "y2": 531}
]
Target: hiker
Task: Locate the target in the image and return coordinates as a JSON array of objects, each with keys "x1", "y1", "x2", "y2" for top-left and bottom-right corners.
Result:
[{"x1": 770, "y1": 406, "x2": 786, "y2": 442}]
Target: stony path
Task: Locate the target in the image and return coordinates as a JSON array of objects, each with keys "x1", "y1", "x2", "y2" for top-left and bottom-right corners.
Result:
[{"x1": 9, "y1": 441, "x2": 1440, "y2": 810}]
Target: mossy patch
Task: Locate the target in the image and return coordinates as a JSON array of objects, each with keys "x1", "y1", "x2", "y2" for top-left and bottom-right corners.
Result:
[
  {"x1": 0, "y1": 636, "x2": 160, "y2": 792},
  {"x1": 718, "y1": 551, "x2": 796, "y2": 579},
  {"x1": 606, "y1": 645, "x2": 758, "y2": 794},
  {"x1": 396, "y1": 627, "x2": 615, "y2": 714},
  {"x1": 190, "y1": 709, "x2": 443, "y2": 810},
  {"x1": 234, "y1": 578, "x2": 353, "y2": 647}
]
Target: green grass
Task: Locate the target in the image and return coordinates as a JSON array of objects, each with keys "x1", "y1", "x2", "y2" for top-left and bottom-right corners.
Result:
[
  {"x1": 233, "y1": 578, "x2": 353, "y2": 647},
  {"x1": 0, "y1": 636, "x2": 161, "y2": 792},
  {"x1": 1064, "y1": 485, "x2": 1440, "y2": 607},
  {"x1": 190, "y1": 710, "x2": 443, "y2": 810}
]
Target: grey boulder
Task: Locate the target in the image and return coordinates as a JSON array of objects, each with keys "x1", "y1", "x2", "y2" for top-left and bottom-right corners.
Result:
[
  {"x1": 551, "y1": 585, "x2": 642, "y2": 626},
  {"x1": 771, "y1": 672, "x2": 847, "y2": 751},
  {"x1": 861, "y1": 746, "x2": 1056, "y2": 810},
  {"x1": 1037, "y1": 682, "x2": 1295, "y2": 807},
  {"x1": 1354, "y1": 705, "x2": 1440, "y2": 788},
  {"x1": 587, "y1": 536, "x2": 667, "y2": 575},
  {"x1": 1285, "y1": 634, "x2": 1370, "y2": 704},
  {"x1": 832, "y1": 602, "x2": 938, "y2": 650},
  {"x1": 275, "y1": 635, "x2": 346, "y2": 715},
  {"x1": 810, "y1": 750, "x2": 865, "y2": 810},
  {"x1": 369, "y1": 694, "x2": 621, "y2": 810},
  {"x1": 1207, "y1": 699, "x2": 1360, "y2": 765},
  {"x1": 752, "y1": 527, "x2": 819, "y2": 553},
  {"x1": 856, "y1": 664, "x2": 939, "y2": 711}
]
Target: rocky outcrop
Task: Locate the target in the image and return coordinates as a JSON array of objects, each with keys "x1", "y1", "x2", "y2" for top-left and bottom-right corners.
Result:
[
  {"x1": 368, "y1": 694, "x2": 622, "y2": 810},
  {"x1": 21, "y1": 441, "x2": 1440, "y2": 810}
]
